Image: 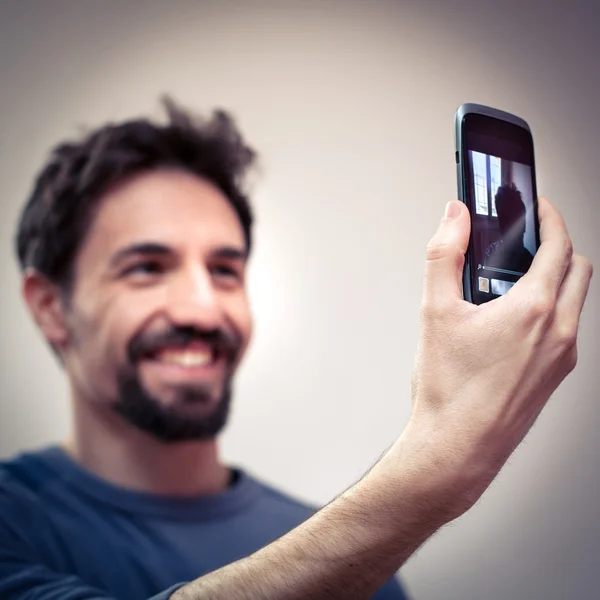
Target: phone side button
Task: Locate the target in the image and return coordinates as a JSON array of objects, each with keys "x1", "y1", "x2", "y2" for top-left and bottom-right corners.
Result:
[{"x1": 455, "y1": 151, "x2": 460, "y2": 164}]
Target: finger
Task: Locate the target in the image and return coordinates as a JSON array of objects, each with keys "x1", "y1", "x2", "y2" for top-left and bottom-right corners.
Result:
[
  {"x1": 422, "y1": 200, "x2": 470, "y2": 307},
  {"x1": 525, "y1": 196, "x2": 573, "y2": 298},
  {"x1": 554, "y1": 253, "x2": 594, "y2": 337}
]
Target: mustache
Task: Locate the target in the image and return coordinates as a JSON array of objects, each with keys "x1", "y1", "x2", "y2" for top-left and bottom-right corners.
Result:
[{"x1": 128, "y1": 325, "x2": 242, "y2": 363}]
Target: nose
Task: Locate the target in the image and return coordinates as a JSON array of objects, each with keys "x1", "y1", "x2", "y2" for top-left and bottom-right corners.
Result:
[{"x1": 164, "y1": 265, "x2": 223, "y2": 330}]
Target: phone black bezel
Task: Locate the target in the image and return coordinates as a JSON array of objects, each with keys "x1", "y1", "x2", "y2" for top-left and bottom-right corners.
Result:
[{"x1": 456, "y1": 105, "x2": 541, "y2": 304}]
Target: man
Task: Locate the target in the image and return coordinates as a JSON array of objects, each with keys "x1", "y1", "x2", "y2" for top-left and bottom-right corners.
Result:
[
  {"x1": 0, "y1": 98, "x2": 592, "y2": 600},
  {"x1": 1, "y1": 98, "x2": 406, "y2": 600}
]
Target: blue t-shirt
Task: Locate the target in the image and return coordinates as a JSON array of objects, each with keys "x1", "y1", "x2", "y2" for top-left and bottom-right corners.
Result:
[{"x1": 0, "y1": 446, "x2": 408, "y2": 599}]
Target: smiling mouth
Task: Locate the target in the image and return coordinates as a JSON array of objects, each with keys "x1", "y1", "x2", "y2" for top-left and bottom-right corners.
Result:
[{"x1": 143, "y1": 345, "x2": 220, "y2": 369}]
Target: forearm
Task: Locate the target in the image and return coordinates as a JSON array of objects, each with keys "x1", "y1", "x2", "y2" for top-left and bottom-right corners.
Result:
[{"x1": 172, "y1": 438, "x2": 449, "y2": 600}]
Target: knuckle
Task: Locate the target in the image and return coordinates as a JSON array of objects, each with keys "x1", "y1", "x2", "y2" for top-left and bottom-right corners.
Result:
[
  {"x1": 425, "y1": 241, "x2": 463, "y2": 265},
  {"x1": 425, "y1": 241, "x2": 445, "y2": 262},
  {"x1": 555, "y1": 323, "x2": 578, "y2": 351},
  {"x1": 526, "y1": 287, "x2": 554, "y2": 320},
  {"x1": 563, "y1": 237, "x2": 574, "y2": 261},
  {"x1": 565, "y1": 347, "x2": 578, "y2": 373}
]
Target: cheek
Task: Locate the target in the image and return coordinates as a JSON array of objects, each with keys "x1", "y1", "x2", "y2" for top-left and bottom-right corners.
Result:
[
  {"x1": 64, "y1": 310, "x2": 120, "y2": 401},
  {"x1": 67, "y1": 292, "x2": 147, "y2": 381},
  {"x1": 108, "y1": 294, "x2": 164, "y2": 364}
]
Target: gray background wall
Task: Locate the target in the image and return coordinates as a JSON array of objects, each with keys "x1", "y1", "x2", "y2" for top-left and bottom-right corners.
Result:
[{"x1": 1, "y1": 1, "x2": 598, "y2": 598}]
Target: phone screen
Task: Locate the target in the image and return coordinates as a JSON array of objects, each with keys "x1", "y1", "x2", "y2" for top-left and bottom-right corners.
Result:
[{"x1": 461, "y1": 113, "x2": 540, "y2": 305}]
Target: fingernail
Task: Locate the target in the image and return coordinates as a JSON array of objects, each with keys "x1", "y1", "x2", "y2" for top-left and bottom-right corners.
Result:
[{"x1": 445, "y1": 201, "x2": 461, "y2": 220}]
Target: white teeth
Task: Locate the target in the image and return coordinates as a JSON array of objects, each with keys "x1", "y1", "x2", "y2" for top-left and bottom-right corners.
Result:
[{"x1": 156, "y1": 350, "x2": 213, "y2": 367}]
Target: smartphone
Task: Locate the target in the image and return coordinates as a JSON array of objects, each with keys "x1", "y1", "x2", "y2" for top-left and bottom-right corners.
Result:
[{"x1": 454, "y1": 103, "x2": 541, "y2": 305}]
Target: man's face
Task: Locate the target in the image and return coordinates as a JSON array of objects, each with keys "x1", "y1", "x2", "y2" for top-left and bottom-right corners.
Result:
[{"x1": 61, "y1": 168, "x2": 253, "y2": 443}]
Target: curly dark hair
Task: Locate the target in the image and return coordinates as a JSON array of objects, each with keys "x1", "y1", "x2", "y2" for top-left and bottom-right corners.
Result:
[{"x1": 15, "y1": 97, "x2": 257, "y2": 292}]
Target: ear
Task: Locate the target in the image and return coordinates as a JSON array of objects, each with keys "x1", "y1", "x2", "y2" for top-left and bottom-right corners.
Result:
[{"x1": 21, "y1": 269, "x2": 69, "y2": 348}]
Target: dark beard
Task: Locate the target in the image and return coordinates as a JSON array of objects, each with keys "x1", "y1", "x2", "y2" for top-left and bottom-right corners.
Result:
[
  {"x1": 112, "y1": 368, "x2": 233, "y2": 443},
  {"x1": 112, "y1": 323, "x2": 243, "y2": 443}
]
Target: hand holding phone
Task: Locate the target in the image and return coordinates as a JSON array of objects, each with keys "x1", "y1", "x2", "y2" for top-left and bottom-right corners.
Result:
[
  {"x1": 454, "y1": 103, "x2": 541, "y2": 304},
  {"x1": 406, "y1": 191, "x2": 593, "y2": 521}
]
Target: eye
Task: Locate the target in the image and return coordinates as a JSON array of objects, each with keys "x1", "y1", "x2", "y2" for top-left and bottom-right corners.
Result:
[
  {"x1": 211, "y1": 264, "x2": 242, "y2": 281},
  {"x1": 123, "y1": 261, "x2": 164, "y2": 277}
]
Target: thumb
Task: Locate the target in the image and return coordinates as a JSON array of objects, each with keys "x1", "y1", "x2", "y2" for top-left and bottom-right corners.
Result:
[{"x1": 422, "y1": 200, "x2": 471, "y2": 306}]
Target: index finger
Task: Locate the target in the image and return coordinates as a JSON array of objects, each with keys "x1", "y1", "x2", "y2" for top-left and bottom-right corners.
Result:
[{"x1": 523, "y1": 196, "x2": 573, "y2": 298}]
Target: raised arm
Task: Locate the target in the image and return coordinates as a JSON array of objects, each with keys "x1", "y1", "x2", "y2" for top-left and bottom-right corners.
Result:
[{"x1": 170, "y1": 197, "x2": 592, "y2": 600}]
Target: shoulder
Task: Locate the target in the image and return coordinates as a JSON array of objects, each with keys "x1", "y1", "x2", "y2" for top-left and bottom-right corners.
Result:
[
  {"x1": 0, "y1": 448, "x2": 60, "y2": 515},
  {"x1": 0, "y1": 449, "x2": 65, "y2": 559}
]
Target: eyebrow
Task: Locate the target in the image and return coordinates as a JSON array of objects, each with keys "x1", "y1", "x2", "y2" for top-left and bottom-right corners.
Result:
[
  {"x1": 110, "y1": 243, "x2": 171, "y2": 268},
  {"x1": 211, "y1": 246, "x2": 248, "y2": 262},
  {"x1": 109, "y1": 242, "x2": 248, "y2": 268}
]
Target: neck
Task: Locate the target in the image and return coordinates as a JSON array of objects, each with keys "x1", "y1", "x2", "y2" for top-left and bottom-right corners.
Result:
[{"x1": 62, "y1": 391, "x2": 231, "y2": 497}]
